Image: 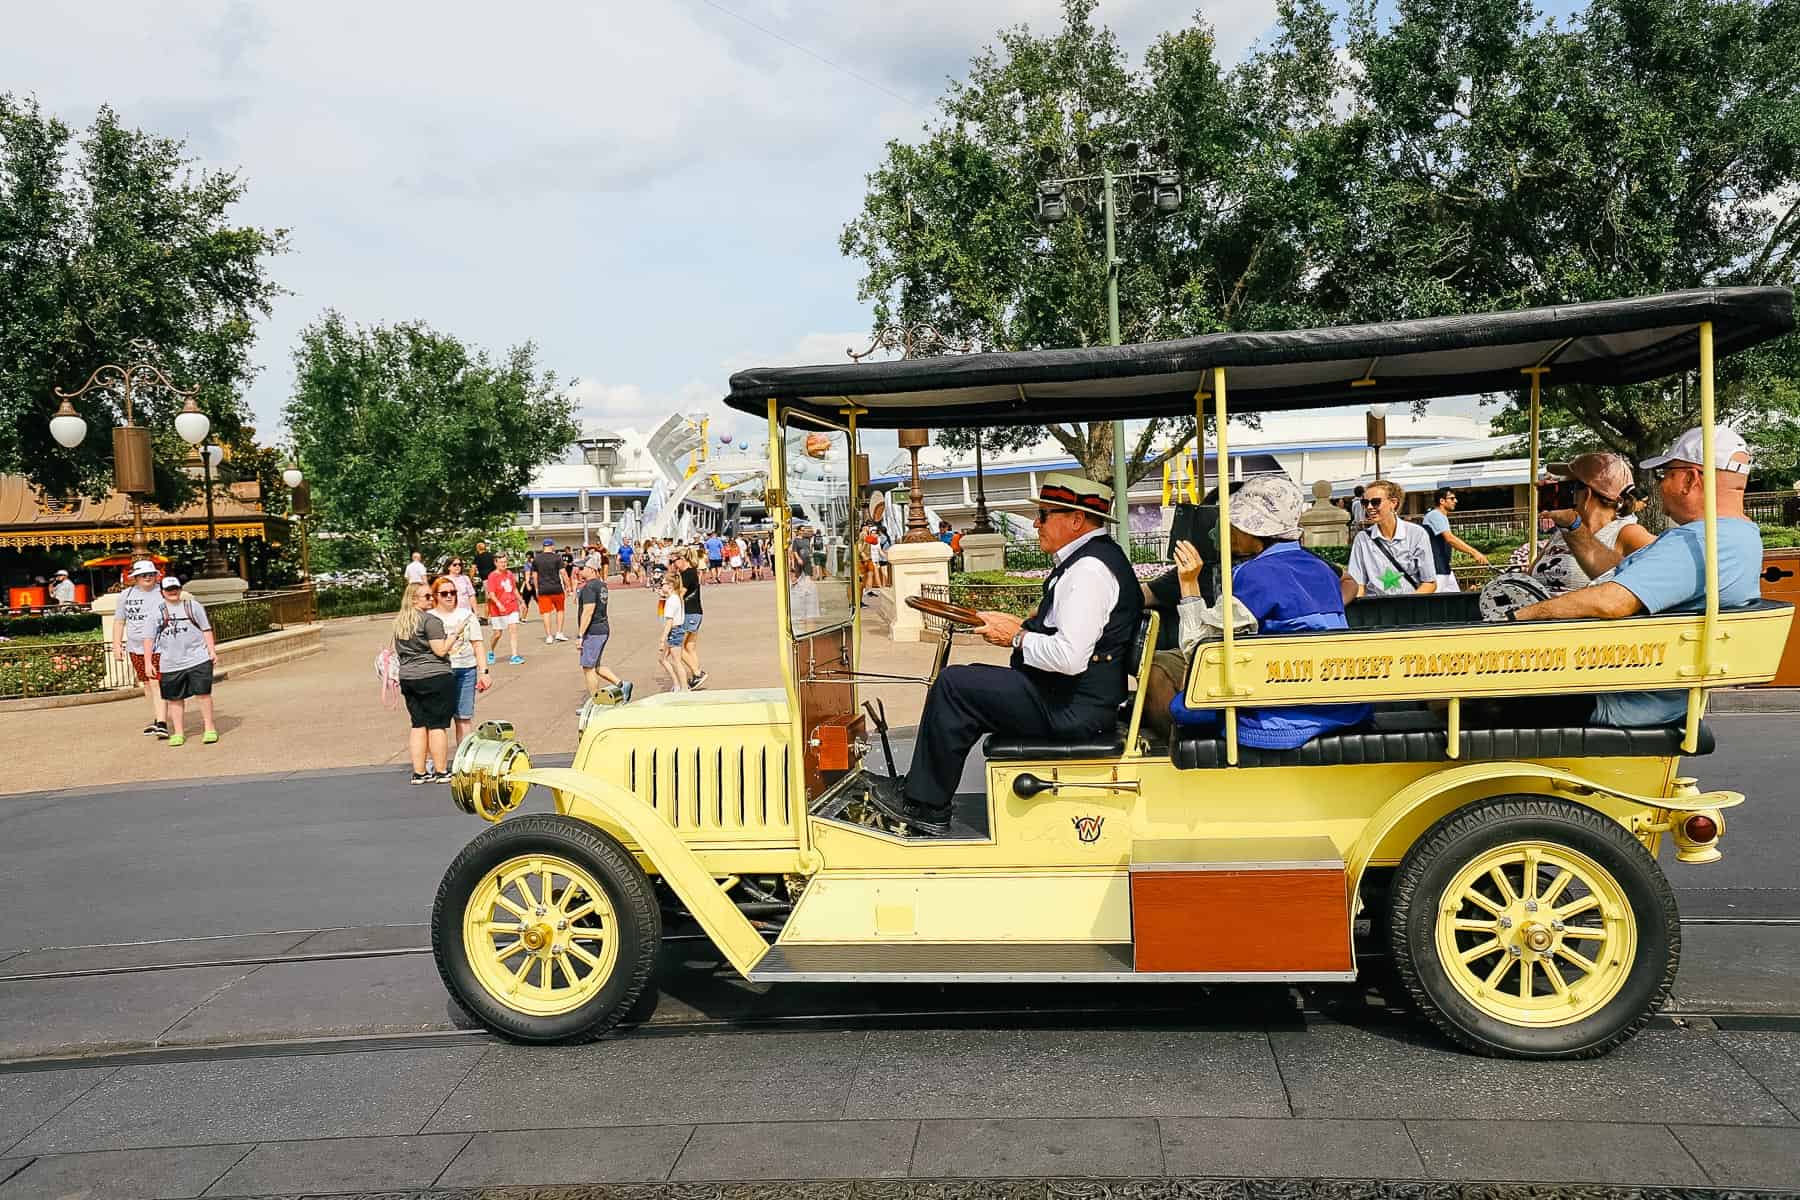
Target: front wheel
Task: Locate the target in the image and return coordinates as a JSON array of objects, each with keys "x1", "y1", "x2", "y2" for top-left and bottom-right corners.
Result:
[
  {"x1": 432, "y1": 814, "x2": 661, "y2": 1043},
  {"x1": 1388, "y1": 796, "x2": 1678, "y2": 1060}
]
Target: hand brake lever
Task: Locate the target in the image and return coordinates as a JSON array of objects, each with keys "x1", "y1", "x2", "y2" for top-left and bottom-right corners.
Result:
[{"x1": 862, "y1": 699, "x2": 899, "y2": 779}]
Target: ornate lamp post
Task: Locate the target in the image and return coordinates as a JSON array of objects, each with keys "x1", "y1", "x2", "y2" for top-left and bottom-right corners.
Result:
[
  {"x1": 51, "y1": 355, "x2": 202, "y2": 556},
  {"x1": 283, "y1": 462, "x2": 311, "y2": 583},
  {"x1": 191, "y1": 438, "x2": 232, "y2": 578},
  {"x1": 970, "y1": 430, "x2": 994, "y2": 534},
  {"x1": 897, "y1": 428, "x2": 936, "y2": 543}
]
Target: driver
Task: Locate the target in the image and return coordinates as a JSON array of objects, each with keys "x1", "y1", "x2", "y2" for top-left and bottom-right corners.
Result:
[{"x1": 869, "y1": 473, "x2": 1143, "y2": 837}]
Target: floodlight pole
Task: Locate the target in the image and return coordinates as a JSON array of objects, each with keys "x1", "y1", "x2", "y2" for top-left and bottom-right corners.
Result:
[{"x1": 1103, "y1": 165, "x2": 1128, "y2": 532}]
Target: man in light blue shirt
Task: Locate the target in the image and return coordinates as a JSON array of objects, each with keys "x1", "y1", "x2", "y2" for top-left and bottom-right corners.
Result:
[{"x1": 1515, "y1": 427, "x2": 1762, "y2": 726}]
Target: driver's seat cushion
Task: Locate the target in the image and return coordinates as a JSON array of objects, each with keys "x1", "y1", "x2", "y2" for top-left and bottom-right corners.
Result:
[
  {"x1": 1171, "y1": 718, "x2": 1713, "y2": 769},
  {"x1": 984, "y1": 733, "x2": 1128, "y2": 761}
]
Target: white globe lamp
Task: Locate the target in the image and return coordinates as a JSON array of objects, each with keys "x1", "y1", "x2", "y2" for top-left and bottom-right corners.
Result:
[
  {"x1": 49, "y1": 398, "x2": 88, "y2": 449},
  {"x1": 282, "y1": 465, "x2": 304, "y2": 489},
  {"x1": 174, "y1": 398, "x2": 210, "y2": 446}
]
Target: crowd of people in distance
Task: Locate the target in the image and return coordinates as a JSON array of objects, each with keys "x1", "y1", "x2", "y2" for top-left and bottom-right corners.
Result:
[{"x1": 390, "y1": 533, "x2": 774, "y2": 783}]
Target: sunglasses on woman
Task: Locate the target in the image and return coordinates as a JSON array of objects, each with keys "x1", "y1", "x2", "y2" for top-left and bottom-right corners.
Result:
[{"x1": 435, "y1": 588, "x2": 457, "y2": 597}]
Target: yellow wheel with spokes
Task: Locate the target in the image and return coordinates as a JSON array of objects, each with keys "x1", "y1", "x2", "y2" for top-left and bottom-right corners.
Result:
[
  {"x1": 1432, "y1": 842, "x2": 1636, "y2": 1028},
  {"x1": 1389, "y1": 796, "x2": 1678, "y2": 1060},
  {"x1": 434, "y1": 814, "x2": 660, "y2": 1043},
  {"x1": 463, "y1": 854, "x2": 622, "y2": 1018}
]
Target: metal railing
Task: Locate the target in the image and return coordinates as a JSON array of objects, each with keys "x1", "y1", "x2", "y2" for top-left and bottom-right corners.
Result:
[
  {"x1": 1746, "y1": 490, "x2": 1797, "y2": 524},
  {"x1": 0, "y1": 640, "x2": 135, "y2": 699},
  {"x1": 250, "y1": 586, "x2": 318, "y2": 627},
  {"x1": 1446, "y1": 507, "x2": 1528, "y2": 536}
]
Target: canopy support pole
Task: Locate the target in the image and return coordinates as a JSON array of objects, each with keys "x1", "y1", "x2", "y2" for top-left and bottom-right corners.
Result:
[
  {"x1": 1522, "y1": 366, "x2": 1548, "y2": 568},
  {"x1": 1210, "y1": 367, "x2": 1238, "y2": 766},
  {"x1": 1685, "y1": 321, "x2": 1719, "y2": 754}
]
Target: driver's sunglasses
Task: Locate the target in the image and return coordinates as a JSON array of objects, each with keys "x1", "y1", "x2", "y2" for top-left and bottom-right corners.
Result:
[{"x1": 1035, "y1": 508, "x2": 1061, "y2": 524}]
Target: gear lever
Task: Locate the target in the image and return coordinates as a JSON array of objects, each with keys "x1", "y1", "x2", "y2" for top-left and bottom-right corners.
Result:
[{"x1": 862, "y1": 699, "x2": 899, "y2": 779}]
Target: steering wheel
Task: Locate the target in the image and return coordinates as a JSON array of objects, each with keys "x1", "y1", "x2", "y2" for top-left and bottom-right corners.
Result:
[{"x1": 906, "y1": 595, "x2": 986, "y2": 629}]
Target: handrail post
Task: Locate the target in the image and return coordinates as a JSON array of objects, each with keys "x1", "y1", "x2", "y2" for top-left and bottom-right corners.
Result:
[
  {"x1": 1521, "y1": 366, "x2": 1548, "y2": 568},
  {"x1": 1686, "y1": 321, "x2": 1719, "y2": 754},
  {"x1": 1212, "y1": 367, "x2": 1238, "y2": 766}
]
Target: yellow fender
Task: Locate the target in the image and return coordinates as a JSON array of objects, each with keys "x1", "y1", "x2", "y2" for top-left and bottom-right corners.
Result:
[
  {"x1": 1344, "y1": 760, "x2": 1743, "y2": 901},
  {"x1": 516, "y1": 767, "x2": 772, "y2": 976}
]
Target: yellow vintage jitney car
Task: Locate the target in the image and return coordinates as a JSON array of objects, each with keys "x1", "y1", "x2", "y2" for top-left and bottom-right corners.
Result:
[{"x1": 433, "y1": 287, "x2": 1794, "y2": 1059}]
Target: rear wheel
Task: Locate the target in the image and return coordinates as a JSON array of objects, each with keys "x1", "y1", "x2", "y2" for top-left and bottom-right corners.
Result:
[
  {"x1": 1388, "y1": 796, "x2": 1677, "y2": 1059},
  {"x1": 433, "y1": 814, "x2": 660, "y2": 1043}
]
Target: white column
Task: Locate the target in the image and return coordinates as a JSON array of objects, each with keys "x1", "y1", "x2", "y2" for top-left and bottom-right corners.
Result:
[
  {"x1": 884, "y1": 539, "x2": 953, "y2": 643},
  {"x1": 531, "y1": 497, "x2": 542, "y2": 527}
]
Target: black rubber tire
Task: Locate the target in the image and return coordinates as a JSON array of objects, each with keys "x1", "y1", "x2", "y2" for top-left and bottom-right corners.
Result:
[
  {"x1": 432, "y1": 813, "x2": 661, "y2": 1044},
  {"x1": 1387, "y1": 795, "x2": 1678, "y2": 1060}
]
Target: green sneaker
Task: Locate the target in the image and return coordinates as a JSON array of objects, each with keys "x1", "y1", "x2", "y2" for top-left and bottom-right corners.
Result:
[
  {"x1": 202, "y1": 730, "x2": 219, "y2": 744},
  {"x1": 168, "y1": 734, "x2": 186, "y2": 747}
]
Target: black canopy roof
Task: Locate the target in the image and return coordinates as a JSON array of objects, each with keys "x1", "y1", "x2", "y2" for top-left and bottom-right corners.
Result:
[{"x1": 725, "y1": 287, "x2": 1793, "y2": 429}]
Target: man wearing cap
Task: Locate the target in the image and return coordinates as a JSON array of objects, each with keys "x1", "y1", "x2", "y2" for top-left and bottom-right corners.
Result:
[
  {"x1": 143, "y1": 577, "x2": 220, "y2": 746},
  {"x1": 111, "y1": 560, "x2": 169, "y2": 738},
  {"x1": 869, "y1": 473, "x2": 1143, "y2": 837},
  {"x1": 531, "y1": 538, "x2": 571, "y2": 644},
  {"x1": 50, "y1": 569, "x2": 76, "y2": 606},
  {"x1": 1514, "y1": 427, "x2": 1763, "y2": 727},
  {"x1": 1142, "y1": 475, "x2": 1372, "y2": 746}
]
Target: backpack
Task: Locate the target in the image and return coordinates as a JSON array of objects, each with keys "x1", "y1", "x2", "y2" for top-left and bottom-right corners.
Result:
[{"x1": 374, "y1": 646, "x2": 401, "y2": 709}]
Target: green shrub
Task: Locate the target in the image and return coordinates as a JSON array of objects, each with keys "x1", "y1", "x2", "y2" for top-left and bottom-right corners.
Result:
[
  {"x1": 318, "y1": 584, "x2": 403, "y2": 619},
  {"x1": 0, "y1": 611, "x2": 101, "y2": 638},
  {"x1": 209, "y1": 600, "x2": 273, "y2": 643}
]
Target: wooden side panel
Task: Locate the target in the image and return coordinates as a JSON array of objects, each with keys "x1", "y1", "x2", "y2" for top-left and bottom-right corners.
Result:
[
  {"x1": 793, "y1": 626, "x2": 855, "y2": 800},
  {"x1": 1130, "y1": 869, "x2": 1351, "y2": 973}
]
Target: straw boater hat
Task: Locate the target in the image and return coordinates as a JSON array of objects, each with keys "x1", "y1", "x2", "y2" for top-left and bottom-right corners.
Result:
[{"x1": 1035, "y1": 472, "x2": 1117, "y2": 523}]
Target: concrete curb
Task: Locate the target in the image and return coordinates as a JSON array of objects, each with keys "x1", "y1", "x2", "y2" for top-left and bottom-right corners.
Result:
[{"x1": 0, "y1": 626, "x2": 323, "y2": 714}]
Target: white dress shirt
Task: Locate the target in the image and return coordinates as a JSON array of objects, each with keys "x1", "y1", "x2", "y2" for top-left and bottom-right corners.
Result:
[{"x1": 1019, "y1": 527, "x2": 1121, "y2": 676}]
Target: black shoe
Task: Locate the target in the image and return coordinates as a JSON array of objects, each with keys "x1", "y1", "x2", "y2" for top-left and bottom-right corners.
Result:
[
  {"x1": 410, "y1": 772, "x2": 428, "y2": 785},
  {"x1": 143, "y1": 722, "x2": 164, "y2": 736},
  {"x1": 689, "y1": 671, "x2": 708, "y2": 690},
  {"x1": 863, "y1": 775, "x2": 951, "y2": 837}
]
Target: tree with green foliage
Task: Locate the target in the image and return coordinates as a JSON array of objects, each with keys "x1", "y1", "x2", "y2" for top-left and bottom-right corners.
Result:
[
  {"x1": 840, "y1": 0, "x2": 1345, "y2": 486},
  {"x1": 0, "y1": 96, "x2": 286, "y2": 504},
  {"x1": 284, "y1": 313, "x2": 580, "y2": 567},
  {"x1": 1329, "y1": 0, "x2": 1800, "y2": 472}
]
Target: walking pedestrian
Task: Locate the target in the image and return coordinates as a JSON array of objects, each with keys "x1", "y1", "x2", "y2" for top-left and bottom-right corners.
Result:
[
  {"x1": 675, "y1": 547, "x2": 706, "y2": 689},
  {"x1": 432, "y1": 573, "x2": 488, "y2": 746},
  {"x1": 143, "y1": 577, "x2": 219, "y2": 747},
  {"x1": 657, "y1": 572, "x2": 688, "y2": 692},
  {"x1": 484, "y1": 551, "x2": 525, "y2": 664},
  {"x1": 472, "y1": 541, "x2": 496, "y2": 593},
  {"x1": 393, "y1": 581, "x2": 454, "y2": 784},
  {"x1": 404, "y1": 551, "x2": 428, "y2": 587},
  {"x1": 111, "y1": 559, "x2": 168, "y2": 738},
  {"x1": 446, "y1": 556, "x2": 476, "y2": 611},
  {"x1": 703, "y1": 531, "x2": 725, "y2": 583},
  {"x1": 531, "y1": 538, "x2": 570, "y2": 644},
  {"x1": 618, "y1": 537, "x2": 636, "y2": 585},
  {"x1": 575, "y1": 558, "x2": 631, "y2": 708}
]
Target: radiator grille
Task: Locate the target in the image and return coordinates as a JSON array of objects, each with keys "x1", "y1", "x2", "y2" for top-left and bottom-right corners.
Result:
[{"x1": 622, "y1": 737, "x2": 792, "y2": 835}]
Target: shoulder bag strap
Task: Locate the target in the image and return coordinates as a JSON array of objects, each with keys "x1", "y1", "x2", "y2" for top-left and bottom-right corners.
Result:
[{"x1": 1363, "y1": 528, "x2": 1424, "y2": 588}]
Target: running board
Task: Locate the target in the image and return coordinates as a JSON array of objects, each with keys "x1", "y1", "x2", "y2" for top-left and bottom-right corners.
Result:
[{"x1": 750, "y1": 943, "x2": 1356, "y2": 984}]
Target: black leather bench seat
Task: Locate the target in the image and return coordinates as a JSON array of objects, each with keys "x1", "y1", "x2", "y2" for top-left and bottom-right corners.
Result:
[
  {"x1": 983, "y1": 733, "x2": 1127, "y2": 761},
  {"x1": 1172, "y1": 717, "x2": 1713, "y2": 769}
]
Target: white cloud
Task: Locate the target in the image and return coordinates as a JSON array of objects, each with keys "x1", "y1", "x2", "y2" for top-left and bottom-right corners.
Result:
[{"x1": 2, "y1": 1, "x2": 1284, "y2": 441}]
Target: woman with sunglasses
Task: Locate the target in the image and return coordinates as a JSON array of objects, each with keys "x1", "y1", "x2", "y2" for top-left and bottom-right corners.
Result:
[
  {"x1": 1509, "y1": 453, "x2": 1654, "y2": 595},
  {"x1": 432, "y1": 572, "x2": 489, "y2": 747},
  {"x1": 393, "y1": 580, "x2": 455, "y2": 784},
  {"x1": 446, "y1": 557, "x2": 476, "y2": 612}
]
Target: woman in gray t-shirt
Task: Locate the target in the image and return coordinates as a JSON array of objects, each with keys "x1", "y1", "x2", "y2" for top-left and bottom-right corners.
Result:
[{"x1": 394, "y1": 580, "x2": 454, "y2": 783}]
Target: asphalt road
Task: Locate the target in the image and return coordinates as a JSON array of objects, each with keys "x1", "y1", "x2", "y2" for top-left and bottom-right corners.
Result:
[{"x1": 1, "y1": 714, "x2": 1794, "y2": 954}]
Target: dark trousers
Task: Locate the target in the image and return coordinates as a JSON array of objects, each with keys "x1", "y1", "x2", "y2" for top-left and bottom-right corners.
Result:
[{"x1": 904, "y1": 664, "x2": 1115, "y2": 816}]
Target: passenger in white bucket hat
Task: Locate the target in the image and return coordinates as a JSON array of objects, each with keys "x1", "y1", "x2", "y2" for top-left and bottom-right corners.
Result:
[{"x1": 1144, "y1": 473, "x2": 1372, "y2": 747}]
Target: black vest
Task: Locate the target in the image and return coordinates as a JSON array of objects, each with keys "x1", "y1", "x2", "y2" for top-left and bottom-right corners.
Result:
[{"x1": 1009, "y1": 531, "x2": 1143, "y2": 724}]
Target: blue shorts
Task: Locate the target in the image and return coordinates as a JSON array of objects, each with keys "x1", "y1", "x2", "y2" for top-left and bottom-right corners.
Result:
[
  {"x1": 579, "y1": 632, "x2": 609, "y2": 668},
  {"x1": 665, "y1": 626, "x2": 687, "y2": 648},
  {"x1": 452, "y1": 666, "x2": 478, "y2": 720}
]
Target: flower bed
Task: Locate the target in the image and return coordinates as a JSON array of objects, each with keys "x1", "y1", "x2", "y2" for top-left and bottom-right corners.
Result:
[{"x1": 0, "y1": 641, "x2": 119, "y2": 699}]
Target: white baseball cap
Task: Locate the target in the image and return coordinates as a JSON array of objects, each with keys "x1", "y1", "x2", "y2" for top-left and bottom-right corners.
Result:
[
  {"x1": 1640, "y1": 427, "x2": 1752, "y2": 475},
  {"x1": 129, "y1": 560, "x2": 159, "y2": 577},
  {"x1": 54, "y1": 568, "x2": 69, "y2": 577},
  {"x1": 159, "y1": 576, "x2": 183, "y2": 590}
]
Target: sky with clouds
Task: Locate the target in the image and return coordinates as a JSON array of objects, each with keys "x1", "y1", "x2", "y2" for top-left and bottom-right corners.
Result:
[{"x1": 0, "y1": 1, "x2": 1313, "y2": 447}]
